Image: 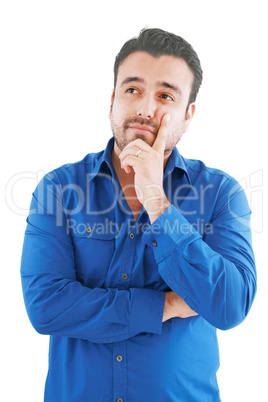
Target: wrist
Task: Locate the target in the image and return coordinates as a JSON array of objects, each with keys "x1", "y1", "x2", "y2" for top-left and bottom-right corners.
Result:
[{"x1": 147, "y1": 196, "x2": 171, "y2": 224}]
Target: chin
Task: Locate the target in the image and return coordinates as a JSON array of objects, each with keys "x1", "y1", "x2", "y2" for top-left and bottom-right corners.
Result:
[
  {"x1": 113, "y1": 133, "x2": 154, "y2": 152},
  {"x1": 132, "y1": 133, "x2": 153, "y2": 145}
]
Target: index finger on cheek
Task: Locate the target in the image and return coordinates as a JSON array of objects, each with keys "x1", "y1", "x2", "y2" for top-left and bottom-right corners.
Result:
[{"x1": 152, "y1": 114, "x2": 170, "y2": 154}]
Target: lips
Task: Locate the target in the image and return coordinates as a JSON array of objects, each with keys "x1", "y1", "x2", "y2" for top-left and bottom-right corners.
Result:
[{"x1": 128, "y1": 124, "x2": 156, "y2": 135}]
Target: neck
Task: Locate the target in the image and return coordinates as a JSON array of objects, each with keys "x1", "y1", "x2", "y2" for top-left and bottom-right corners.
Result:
[
  {"x1": 111, "y1": 144, "x2": 135, "y2": 185},
  {"x1": 111, "y1": 144, "x2": 142, "y2": 222}
]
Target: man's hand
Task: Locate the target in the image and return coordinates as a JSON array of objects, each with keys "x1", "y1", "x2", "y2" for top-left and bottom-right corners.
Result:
[
  {"x1": 162, "y1": 291, "x2": 198, "y2": 322},
  {"x1": 119, "y1": 114, "x2": 171, "y2": 223}
]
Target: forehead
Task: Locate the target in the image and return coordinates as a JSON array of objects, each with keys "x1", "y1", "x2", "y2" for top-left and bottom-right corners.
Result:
[{"x1": 117, "y1": 51, "x2": 194, "y2": 91}]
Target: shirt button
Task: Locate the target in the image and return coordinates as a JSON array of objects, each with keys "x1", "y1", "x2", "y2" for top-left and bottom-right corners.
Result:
[
  {"x1": 85, "y1": 226, "x2": 92, "y2": 234},
  {"x1": 152, "y1": 240, "x2": 158, "y2": 247},
  {"x1": 122, "y1": 273, "x2": 128, "y2": 280},
  {"x1": 129, "y1": 233, "x2": 134, "y2": 239},
  {"x1": 116, "y1": 355, "x2": 123, "y2": 362},
  {"x1": 117, "y1": 399, "x2": 123, "y2": 402}
]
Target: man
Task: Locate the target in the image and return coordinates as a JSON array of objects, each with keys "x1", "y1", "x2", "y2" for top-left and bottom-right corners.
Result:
[{"x1": 21, "y1": 28, "x2": 256, "y2": 401}]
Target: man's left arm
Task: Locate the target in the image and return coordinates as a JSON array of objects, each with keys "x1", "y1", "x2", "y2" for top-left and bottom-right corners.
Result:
[
  {"x1": 120, "y1": 114, "x2": 256, "y2": 330},
  {"x1": 142, "y1": 178, "x2": 257, "y2": 330}
]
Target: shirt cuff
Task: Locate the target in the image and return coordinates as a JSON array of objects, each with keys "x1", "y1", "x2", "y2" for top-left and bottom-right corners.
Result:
[
  {"x1": 142, "y1": 204, "x2": 201, "y2": 263},
  {"x1": 130, "y1": 288, "x2": 165, "y2": 336}
]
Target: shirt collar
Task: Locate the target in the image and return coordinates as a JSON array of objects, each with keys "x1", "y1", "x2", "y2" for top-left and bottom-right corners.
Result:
[
  {"x1": 164, "y1": 144, "x2": 191, "y2": 184},
  {"x1": 88, "y1": 138, "x2": 116, "y2": 182},
  {"x1": 88, "y1": 137, "x2": 191, "y2": 184}
]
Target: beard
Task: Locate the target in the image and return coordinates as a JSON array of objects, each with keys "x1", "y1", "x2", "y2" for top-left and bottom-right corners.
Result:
[
  {"x1": 110, "y1": 112, "x2": 185, "y2": 155},
  {"x1": 110, "y1": 114, "x2": 158, "y2": 150}
]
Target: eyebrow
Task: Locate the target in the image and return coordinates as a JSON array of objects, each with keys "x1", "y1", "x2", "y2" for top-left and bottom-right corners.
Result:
[
  {"x1": 120, "y1": 76, "x2": 183, "y2": 98},
  {"x1": 120, "y1": 76, "x2": 145, "y2": 87},
  {"x1": 157, "y1": 81, "x2": 183, "y2": 98}
]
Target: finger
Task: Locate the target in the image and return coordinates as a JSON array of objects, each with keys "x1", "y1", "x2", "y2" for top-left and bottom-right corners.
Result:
[
  {"x1": 119, "y1": 141, "x2": 151, "y2": 169},
  {"x1": 152, "y1": 113, "x2": 170, "y2": 154},
  {"x1": 121, "y1": 155, "x2": 141, "y2": 174},
  {"x1": 119, "y1": 139, "x2": 151, "y2": 162},
  {"x1": 123, "y1": 165, "x2": 133, "y2": 174},
  {"x1": 119, "y1": 146, "x2": 145, "y2": 164}
]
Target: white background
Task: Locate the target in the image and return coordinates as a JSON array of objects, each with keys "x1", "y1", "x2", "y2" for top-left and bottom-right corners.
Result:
[{"x1": 1, "y1": 1, "x2": 267, "y2": 401}]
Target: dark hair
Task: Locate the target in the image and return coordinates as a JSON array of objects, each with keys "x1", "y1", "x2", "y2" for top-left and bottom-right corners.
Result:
[{"x1": 113, "y1": 28, "x2": 203, "y2": 105}]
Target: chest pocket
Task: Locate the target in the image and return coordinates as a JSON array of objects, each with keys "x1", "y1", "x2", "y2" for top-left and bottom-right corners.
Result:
[{"x1": 70, "y1": 217, "x2": 115, "y2": 288}]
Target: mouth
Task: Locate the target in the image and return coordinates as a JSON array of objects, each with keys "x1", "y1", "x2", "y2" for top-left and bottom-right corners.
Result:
[{"x1": 128, "y1": 124, "x2": 156, "y2": 136}]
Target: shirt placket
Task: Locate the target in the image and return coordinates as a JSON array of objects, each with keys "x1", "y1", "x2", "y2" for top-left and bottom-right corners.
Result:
[
  {"x1": 113, "y1": 341, "x2": 127, "y2": 402},
  {"x1": 113, "y1": 224, "x2": 137, "y2": 402}
]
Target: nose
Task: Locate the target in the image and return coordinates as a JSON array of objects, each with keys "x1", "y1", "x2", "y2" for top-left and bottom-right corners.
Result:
[{"x1": 136, "y1": 94, "x2": 156, "y2": 119}]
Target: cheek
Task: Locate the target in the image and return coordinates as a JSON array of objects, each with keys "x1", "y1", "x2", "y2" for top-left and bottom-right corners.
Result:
[
  {"x1": 166, "y1": 119, "x2": 185, "y2": 142},
  {"x1": 172, "y1": 112, "x2": 186, "y2": 129},
  {"x1": 111, "y1": 100, "x2": 130, "y2": 123}
]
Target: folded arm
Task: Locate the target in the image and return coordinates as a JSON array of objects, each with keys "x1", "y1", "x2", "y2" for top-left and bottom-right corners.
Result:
[
  {"x1": 143, "y1": 179, "x2": 257, "y2": 330},
  {"x1": 21, "y1": 173, "x2": 166, "y2": 344}
]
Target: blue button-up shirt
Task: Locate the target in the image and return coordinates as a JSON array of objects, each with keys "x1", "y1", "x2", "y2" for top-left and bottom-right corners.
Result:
[{"x1": 21, "y1": 138, "x2": 256, "y2": 401}]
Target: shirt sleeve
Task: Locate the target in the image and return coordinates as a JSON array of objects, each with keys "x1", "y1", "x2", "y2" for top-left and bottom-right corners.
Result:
[
  {"x1": 142, "y1": 178, "x2": 257, "y2": 330},
  {"x1": 21, "y1": 173, "x2": 165, "y2": 344}
]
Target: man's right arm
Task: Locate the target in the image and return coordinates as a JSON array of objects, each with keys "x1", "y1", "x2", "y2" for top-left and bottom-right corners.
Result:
[{"x1": 21, "y1": 173, "x2": 166, "y2": 344}]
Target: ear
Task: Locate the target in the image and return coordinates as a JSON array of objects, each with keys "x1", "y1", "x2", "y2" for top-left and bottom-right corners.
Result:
[
  {"x1": 108, "y1": 90, "x2": 115, "y2": 119},
  {"x1": 183, "y1": 102, "x2": 196, "y2": 133}
]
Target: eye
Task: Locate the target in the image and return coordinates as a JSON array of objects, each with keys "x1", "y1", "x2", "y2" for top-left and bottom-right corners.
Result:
[
  {"x1": 126, "y1": 88, "x2": 139, "y2": 94},
  {"x1": 161, "y1": 93, "x2": 174, "y2": 101}
]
